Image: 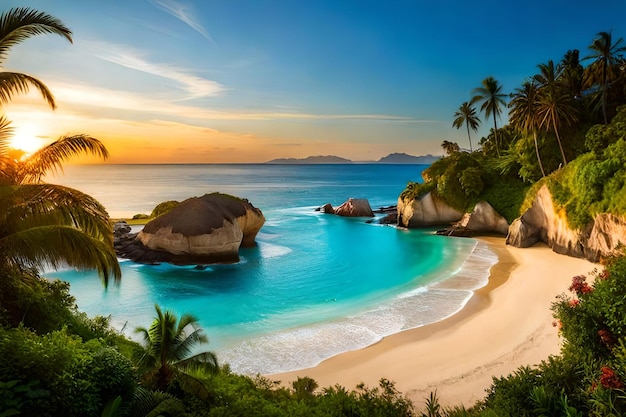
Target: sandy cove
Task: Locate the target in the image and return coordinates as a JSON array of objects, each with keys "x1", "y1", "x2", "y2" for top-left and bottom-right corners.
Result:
[{"x1": 269, "y1": 236, "x2": 598, "y2": 409}]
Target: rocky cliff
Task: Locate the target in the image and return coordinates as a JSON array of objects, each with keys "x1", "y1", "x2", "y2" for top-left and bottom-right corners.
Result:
[{"x1": 506, "y1": 185, "x2": 626, "y2": 262}]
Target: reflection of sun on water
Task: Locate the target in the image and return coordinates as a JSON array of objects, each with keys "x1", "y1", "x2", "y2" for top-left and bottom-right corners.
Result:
[{"x1": 10, "y1": 125, "x2": 45, "y2": 155}]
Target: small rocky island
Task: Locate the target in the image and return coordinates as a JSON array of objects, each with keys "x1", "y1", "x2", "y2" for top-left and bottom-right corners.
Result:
[{"x1": 115, "y1": 193, "x2": 265, "y2": 265}]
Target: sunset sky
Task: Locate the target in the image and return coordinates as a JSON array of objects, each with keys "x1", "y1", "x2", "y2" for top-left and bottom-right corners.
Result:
[{"x1": 3, "y1": 0, "x2": 626, "y2": 163}]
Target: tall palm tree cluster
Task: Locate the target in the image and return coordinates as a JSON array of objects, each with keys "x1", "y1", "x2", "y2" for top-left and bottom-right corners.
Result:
[
  {"x1": 0, "y1": 8, "x2": 120, "y2": 286},
  {"x1": 452, "y1": 31, "x2": 626, "y2": 178}
]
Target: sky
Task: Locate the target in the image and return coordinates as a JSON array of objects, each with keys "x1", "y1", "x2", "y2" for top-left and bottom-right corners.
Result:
[{"x1": 3, "y1": 0, "x2": 626, "y2": 163}]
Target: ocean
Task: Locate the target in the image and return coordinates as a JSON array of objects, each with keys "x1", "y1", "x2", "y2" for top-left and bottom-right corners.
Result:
[{"x1": 44, "y1": 164, "x2": 497, "y2": 374}]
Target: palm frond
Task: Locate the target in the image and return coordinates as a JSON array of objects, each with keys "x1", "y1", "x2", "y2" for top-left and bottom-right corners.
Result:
[
  {"x1": 0, "y1": 72, "x2": 56, "y2": 109},
  {"x1": 173, "y1": 327, "x2": 209, "y2": 361},
  {"x1": 22, "y1": 135, "x2": 110, "y2": 182},
  {"x1": 0, "y1": 7, "x2": 72, "y2": 64},
  {"x1": 0, "y1": 225, "x2": 120, "y2": 286},
  {"x1": 175, "y1": 351, "x2": 219, "y2": 375},
  {"x1": 0, "y1": 114, "x2": 13, "y2": 157},
  {"x1": 1, "y1": 184, "x2": 113, "y2": 242}
]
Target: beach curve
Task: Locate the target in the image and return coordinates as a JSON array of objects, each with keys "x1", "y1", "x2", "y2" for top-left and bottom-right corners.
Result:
[{"x1": 268, "y1": 236, "x2": 598, "y2": 409}]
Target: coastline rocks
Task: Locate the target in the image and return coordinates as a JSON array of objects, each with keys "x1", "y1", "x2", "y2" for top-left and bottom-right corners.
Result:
[
  {"x1": 115, "y1": 193, "x2": 265, "y2": 265},
  {"x1": 397, "y1": 191, "x2": 463, "y2": 227},
  {"x1": 320, "y1": 198, "x2": 374, "y2": 217},
  {"x1": 506, "y1": 185, "x2": 626, "y2": 261},
  {"x1": 113, "y1": 220, "x2": 132, "y2": 237},
  {"x1": 459, "y1": 201, "x2": 509, "y2": 235}
]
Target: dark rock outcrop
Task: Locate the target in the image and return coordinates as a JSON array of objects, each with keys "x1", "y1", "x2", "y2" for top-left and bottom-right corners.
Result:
[
  {"x1": 113, "y1": 220, "x2": 132, "y2": 237},
  {"x1": 115, "y1": 193, "x2": 265, "y2": 265}
]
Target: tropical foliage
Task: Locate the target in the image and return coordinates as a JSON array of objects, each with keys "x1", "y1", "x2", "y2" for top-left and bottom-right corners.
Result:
[{"x1": 134, "y1": 304, "x2": 219, "y2": 391}]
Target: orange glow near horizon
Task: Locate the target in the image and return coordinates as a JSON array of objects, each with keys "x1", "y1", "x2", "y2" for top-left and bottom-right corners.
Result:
[{"x1": 9, "y1": 124, "x2": 47, "y2": 155}]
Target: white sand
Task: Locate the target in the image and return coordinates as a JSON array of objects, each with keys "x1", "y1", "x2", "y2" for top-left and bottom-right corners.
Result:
[{"x1": 270, "y1": 237, "x2": 598, "y2": 409}]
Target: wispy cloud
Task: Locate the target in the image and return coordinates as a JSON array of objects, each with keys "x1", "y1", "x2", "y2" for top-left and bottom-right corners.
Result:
[
  {"x1": 90, "y1": 41, "x2": 225, "y2": 99},
  {"x1": 9, "y1": 80, "x2": 433, "y2": 125},
  {"x1": 147, "y1": 0, "x2": 214, "y2": 43}
]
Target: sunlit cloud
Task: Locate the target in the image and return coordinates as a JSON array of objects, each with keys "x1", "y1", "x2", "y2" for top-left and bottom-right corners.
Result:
[
  {"x1": 147, "y1": 0, "x2": 214, "y2": 43},
  {"x1": 90, "y1": 41, "x2": 225, "y2": 98}
]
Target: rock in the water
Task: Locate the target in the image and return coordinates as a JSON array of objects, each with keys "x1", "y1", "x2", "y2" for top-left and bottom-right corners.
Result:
[
  {"x1": 116, "y1": 193, "x2": 264, "y2": 265},
  {"x1": 333, "y1": 198, "x2": 374, "y2": 217},
  {"x1": 113, "y1": 220, "x2": 132, "y2": 237},
  {"x1": 320, "y1": 203, "x2": 335, "y2": 214},
  {"x1": 397, "y1": 191, "x2": 463, "y2": 227}
]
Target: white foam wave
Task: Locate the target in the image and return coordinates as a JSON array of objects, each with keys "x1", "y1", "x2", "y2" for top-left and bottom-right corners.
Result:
[{"x1": 257, "y1": 242, "x2": 292, "y2": 259}]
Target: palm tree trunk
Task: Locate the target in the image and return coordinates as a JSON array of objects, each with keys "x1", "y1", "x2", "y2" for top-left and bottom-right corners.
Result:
[
  {"x1": 552, "y1": 116, "x2": 568, "y2": 166},
  {"x1": 533, "y1": 131, "x2": 546, "y2": 177},
  {"x1": 493, "y1": 116, "x2": 500, "y2": 157},
  {"x1": 465, "y1": 123, "x2": 473, "y2": 152}
]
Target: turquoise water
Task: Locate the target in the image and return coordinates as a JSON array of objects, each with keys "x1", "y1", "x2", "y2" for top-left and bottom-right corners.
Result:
[{"x1": 45, "y1": 164, "x2": 496, "y2": 374}]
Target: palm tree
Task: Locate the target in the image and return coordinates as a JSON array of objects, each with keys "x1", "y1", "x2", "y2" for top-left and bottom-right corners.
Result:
[
  {"x1": 584, "y1": 31, "x2": 626, "y2": 124},
  {"x1": 471, "y1": 76, "x2": 507, "y2": 157},
  {"x1": 135, "y1": 304, "x2": 219, "y2": 391},
  {"x1": 560, "y1": 49, "x2": 584, "y2": 100},
  {"x1": 0, "y1": 117, "x2": 121, "y2": 286},
  {"x1": 534, "y1": 60, "x2": 563, "y2": 92},
  {"x1": 509, "y1": 81, "x2": 545, "y2": 177},
  {"x1": 441, "y1": 140, "x2": 460, "y2": 155},
  {"x1": 452, "y1": 101, "x2": 480, "y2": 152},
  {"x1": 0, "y1": 7, "x2": 73, "y2": 109},
  {"x1": 536, "y1": 88, "x2": 577, "y2": 166}
]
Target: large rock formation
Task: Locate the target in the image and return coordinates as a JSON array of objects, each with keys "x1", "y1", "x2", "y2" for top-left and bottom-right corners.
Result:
[
  {"x1": 115, "y1": 193, "x2": 265, "y2": 265},
  {"x1": 333, "y1": 198, "x2": 374, "y2": 217},
  {"x1": 397, "y1": 191, "x2": 463, "y2": 227},
  {"x1": 438, "y1": 201, "x2": 509, "y2": 236},
  {"x1": 506, "y1": 185, "x2": 626, "y2": 261}
]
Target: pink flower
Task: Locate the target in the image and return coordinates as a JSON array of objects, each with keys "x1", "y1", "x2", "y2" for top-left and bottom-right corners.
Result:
[{"x1": 569, "y1": 299, "x2": 580, "y2": 307}]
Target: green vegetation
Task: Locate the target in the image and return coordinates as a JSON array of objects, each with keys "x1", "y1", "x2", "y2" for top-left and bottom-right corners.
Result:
[{"x1": 401, "y1": 30, "x2": 626, "y2": 231}]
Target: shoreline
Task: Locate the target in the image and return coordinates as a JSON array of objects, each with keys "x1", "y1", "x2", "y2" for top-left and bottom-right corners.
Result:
[{"x1": 269, "y1": 236, "x2": 597, "y2": 408}]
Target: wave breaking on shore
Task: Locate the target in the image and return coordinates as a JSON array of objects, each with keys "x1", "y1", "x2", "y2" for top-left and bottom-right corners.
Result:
[{"x1": 219, "y1": 240, "x2": 498, "y2": 375}]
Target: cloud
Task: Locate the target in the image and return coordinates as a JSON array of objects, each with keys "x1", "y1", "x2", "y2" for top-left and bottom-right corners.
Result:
[
  {"x1": 91, "y1": 42, "x2": 225, "y2": 98},
  {"x1": 9, "y1": 80, "x2": 435, "y2": 125},
  {"x1": 147, "y1": 0, "x2": 214, "y2": 43}
]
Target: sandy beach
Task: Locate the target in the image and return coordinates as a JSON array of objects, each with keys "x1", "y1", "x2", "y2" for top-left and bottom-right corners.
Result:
[{"x1": 270, "y1": 237, "x2": 598, "y2": 409}]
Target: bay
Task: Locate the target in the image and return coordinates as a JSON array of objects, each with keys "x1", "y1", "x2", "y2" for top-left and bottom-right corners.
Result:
[{"x1": 46, "y1": 164, "x2": 496, "y2": 374}]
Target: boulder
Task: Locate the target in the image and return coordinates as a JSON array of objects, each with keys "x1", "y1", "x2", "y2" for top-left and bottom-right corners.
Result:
[
  {"x1": 333, "y1": 198, "x2": 374, "y2": 217},
  {"x1": 455, "y1": 201, "x2": 509, "y2": 235},
  {"x1": 116, "y1": 193, "x2": 264, "y2": 265},
  {"x1": 320, "y1": 203, "x2": 335, "y2": 214},
  {"x1": 113, "y1": 220, "x2": 132, "y2": 237},
  {"x1": 397, "y1": 191, "x2": 463, "y2": 227}
]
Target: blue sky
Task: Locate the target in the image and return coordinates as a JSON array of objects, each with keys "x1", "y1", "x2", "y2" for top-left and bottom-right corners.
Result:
[{"x1": 3, "y1": 0, "x2": 626, "y2": 163}]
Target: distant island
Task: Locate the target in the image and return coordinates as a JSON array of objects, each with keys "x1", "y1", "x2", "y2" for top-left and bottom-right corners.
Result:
[{"x1": 265, "y1": 153, "x2": 440, "y2": 164}]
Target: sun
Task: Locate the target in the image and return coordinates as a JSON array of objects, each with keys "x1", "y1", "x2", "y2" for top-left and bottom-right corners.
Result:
[{"x1": 9, "y1": 125, "x2": 46, "y2": 155}]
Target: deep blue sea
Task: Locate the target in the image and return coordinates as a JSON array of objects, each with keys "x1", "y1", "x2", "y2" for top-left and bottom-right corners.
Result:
[{"x1": 44, "y1": 164, "x2": 497, "y2": 374}]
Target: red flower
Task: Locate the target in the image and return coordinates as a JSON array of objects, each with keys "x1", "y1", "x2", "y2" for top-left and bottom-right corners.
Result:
[
  {"x1": 600, "y1": 366, "x2": 624, "y2": 389},
  {"x1": 569, "y1": 275, "x2": 592, "y2": 295},
  {"x1": 569, "y1": 299, "x2": 580, "y2": 307}
]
